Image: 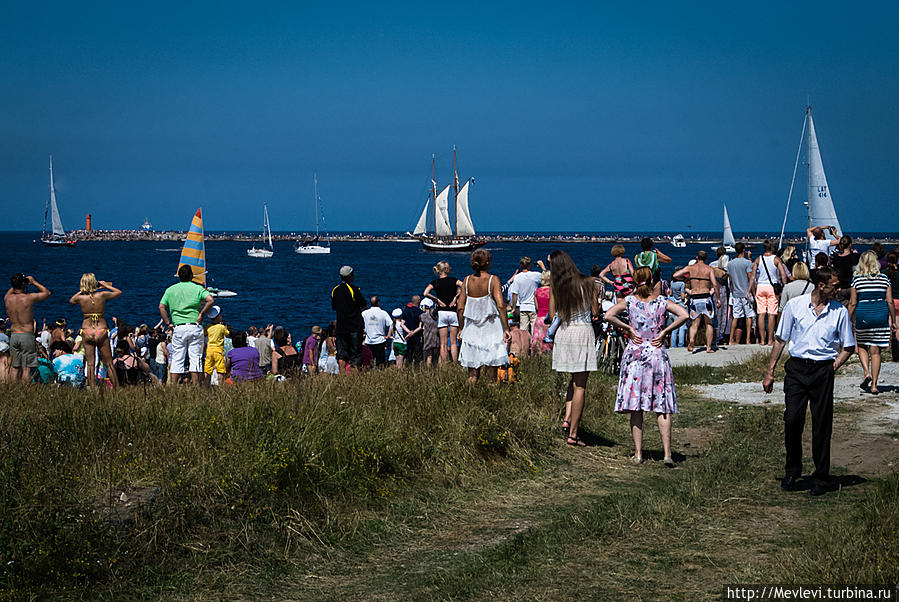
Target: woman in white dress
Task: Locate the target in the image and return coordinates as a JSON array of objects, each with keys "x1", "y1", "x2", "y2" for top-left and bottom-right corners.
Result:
[
  {"x1": 457, "y1": 249, "x2": 511, "y2": 384},
  {"x1": 547, "y1": 250, "x2": 599, "y2": 446}
]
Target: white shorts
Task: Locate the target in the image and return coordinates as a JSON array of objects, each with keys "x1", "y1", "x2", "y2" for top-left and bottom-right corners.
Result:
[
  {"x1": 437, "y1": 310, "x2": 459, "y2": 328},
  {"x1": 170, "y1": 323, "x2": 204, "y2": 373},
  {"x1": 729, "y1": 296, "x2": 756, "y2": 319}
]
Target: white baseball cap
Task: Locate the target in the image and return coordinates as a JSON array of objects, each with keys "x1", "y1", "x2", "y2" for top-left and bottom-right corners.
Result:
[{"x1": 207, "y1": 305, "x2": 221, "y2": 319}]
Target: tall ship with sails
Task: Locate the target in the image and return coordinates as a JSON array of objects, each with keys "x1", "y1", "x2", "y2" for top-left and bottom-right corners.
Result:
[
  {"x1": 411, "y1": 148, "x2": 486, "y2": 252},
  {"x1": 41, "y1": 155, "x2": 76, "y2": 246}
]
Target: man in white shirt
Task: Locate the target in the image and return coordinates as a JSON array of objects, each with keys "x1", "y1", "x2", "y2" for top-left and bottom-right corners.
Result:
[
  {"x1": 807, "y1": 225, "x2": 839, "y2": 268},
  {"x1": 362, "y1": 296, "x2": 393, "y2": 367},
  {"x1": 510, "y1": 257, "x2": 547, "y2": 336},
  {"x1": 763, "y1": 266, "x2": 855, "y2": 496}
]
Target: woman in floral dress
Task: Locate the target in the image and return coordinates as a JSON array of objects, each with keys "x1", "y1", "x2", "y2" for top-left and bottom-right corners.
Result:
[{"x1": 604, "y1": 266, "x2": 689, "y2": 466}]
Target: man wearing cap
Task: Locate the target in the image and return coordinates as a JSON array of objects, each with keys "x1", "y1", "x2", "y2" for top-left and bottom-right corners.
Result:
[
  {"x1": 362, "y1": 296, "x2": 393, "y2": 367},
  {"x1": 302, "y1": 326, "x2": 322, "y2": 374},
  {"x1": 331, "y1": 266, "x2": 367, "y2": 374},
  {"x1": 401, "y1": 295, "x2": 424, "y2": 365},
  {"x1": 4, "y1": 273, "x2": 51, "y2": 383},
  {"x1": 159, "y1": 265, "x2": 215, "y2": 384}
]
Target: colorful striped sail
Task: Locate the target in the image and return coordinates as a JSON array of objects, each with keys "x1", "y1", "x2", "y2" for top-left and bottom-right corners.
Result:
[{"x1": 177, "y1": 208, "x2": 206, "y2": 286}]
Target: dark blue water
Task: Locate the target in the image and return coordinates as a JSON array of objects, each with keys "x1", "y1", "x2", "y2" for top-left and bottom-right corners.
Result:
[{"x1": 1, "y1": 232, "x2": 893, "y2": 338}]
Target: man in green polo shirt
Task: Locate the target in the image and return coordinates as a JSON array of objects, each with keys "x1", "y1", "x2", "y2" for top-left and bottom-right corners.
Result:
[{"x1": 159, "y1": 265, "x2": 215, "y2": 384}]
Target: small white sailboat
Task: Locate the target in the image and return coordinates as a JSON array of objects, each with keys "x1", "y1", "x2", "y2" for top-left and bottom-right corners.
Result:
[
  {"x1": 671, "y1": 234, "x2": 687, "y2": 248},
  {"x1": 711, "y1": 204, "x2": 736, "y2": 253},
  {"x1": 40, "y1": 155, "x2": 76, "y2": 247},
  {"x1": 413, "y1": 149, "x2": 486, "y2": 252},
  {"x1": 778, "y1": 106, "x2": 842, "y2": 250},
  {"x1": 295, "y1": 172, "x2": 331, "y2": 255},
  {"x1": 247, "y1": 203, "x2": 274, "y2": 258}
]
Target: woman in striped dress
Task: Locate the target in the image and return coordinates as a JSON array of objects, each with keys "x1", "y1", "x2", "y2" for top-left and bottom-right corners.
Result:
[{"x1": 849, "y1": 251, "x2": 895, "y2": 394}]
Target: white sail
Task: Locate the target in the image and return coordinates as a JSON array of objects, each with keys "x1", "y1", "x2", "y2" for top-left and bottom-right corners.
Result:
[
  {"x1": 455, "y1": 180, "x2": 476, "y2": 236},
  {"x1": 263, "y1": 203, "x2": 273, "y2": 249},
  {"x1": 49, "y1": 156, "x2": 65, "y2": 237},
  {"x1": 722, "y1": 204, "x2": 735, "y2": 246},
  {"x1": 412, "y1": 197, "x2": 429, "y2": 235},
  {"x1": 435, "y1": 185, "x2": 452, "y2": 237},
  {"x1": 807, "y1": 111, "x2": 842, "y2": 235}
]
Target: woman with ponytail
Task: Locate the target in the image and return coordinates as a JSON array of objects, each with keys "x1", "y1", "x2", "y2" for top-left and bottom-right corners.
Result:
[
  {"x1": 604, "y1": 266, "x2": 688, "y2": 466},
  {"x1": 547, "y1": 250, "x2": 599, "y2": 446}
]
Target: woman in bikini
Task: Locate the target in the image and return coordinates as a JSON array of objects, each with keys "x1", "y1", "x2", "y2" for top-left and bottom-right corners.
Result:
[
  {"x1": 598, "y1": 244, "x2": 635, "y2": 299},
  {"x1": 69, "y1": 273, "x2": 121, "y2": 387}
]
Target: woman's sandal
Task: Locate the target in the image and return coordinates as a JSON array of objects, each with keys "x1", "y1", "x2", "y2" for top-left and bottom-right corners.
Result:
[
  {"x1": 566, "y1": 436, "x2": 586, "y2": 447},
  {"x1": 860, "y1": 377, "x2": 872, "y2": 390},
  {"x1": 663, "y1": 457, "x2": 676, "y2": 468},
  {"x1": 631, "y1": 455, "x2": 643, "y2": 465},
  {"x1": 561, "y1": 420, "x2": 570, "y2": 434}
]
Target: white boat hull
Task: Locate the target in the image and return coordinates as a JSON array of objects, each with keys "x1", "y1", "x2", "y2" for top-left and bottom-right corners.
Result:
[
  {"x1": 295, "y1": 245, "x2": 331, "y2": 254},
  {"x1": 247, "y1": 248, "x2": 273, "y2": 258},
  {"x1": 208, "y1": 287, "x2": 237, "y2": 298},
  {"x1": 420, "y1": 238, "x2": 487, "y2": 252},
  {"x1": 710, "y1": 244, "x2": 736, "y2": 254}
]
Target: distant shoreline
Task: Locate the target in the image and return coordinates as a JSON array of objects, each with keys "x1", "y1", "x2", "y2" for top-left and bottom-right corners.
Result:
[{"x1": 30, "y1": 231, "x2": 899, "y2": 246}]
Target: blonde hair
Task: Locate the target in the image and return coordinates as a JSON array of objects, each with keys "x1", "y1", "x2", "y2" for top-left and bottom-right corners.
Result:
[
  {"x1": 80, "y1": 273, "x2": 98, "y2": 296},
  {"x1": 791, "y1": 261, "x2": 809, "y2": 281},
  {"x1": 541, "y1": 270, "x2": 551, "y2": 286},
  {"x1": 781, "y1": 246, "x2": 796, "y2": 262},
  {"x1": 611, "y1": 244, "x2": 625, "y2": 258},
  {"x1": 433, "y1": 261, "x2": 450, "y2": 277},
  {"x1": 854, "y1": 251, "x2": 880, "y2": 277},
  {"x1": 633, "y1": 266, "x2": 653, "y2": 298}
]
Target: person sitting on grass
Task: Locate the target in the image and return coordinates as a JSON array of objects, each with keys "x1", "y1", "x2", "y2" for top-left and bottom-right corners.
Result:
[
  {"x1": 50, "y1": 340, "x2": 84, "y2": 387},
  {"x1": 225, "y1": 330, "x2": 263, "y2": 383},
  {"x1": 113, "y1": 339, "x2": 153, "y2": 386},
  {"x1": 271, "y1": 326, "x2": 302, "y2": 378}
]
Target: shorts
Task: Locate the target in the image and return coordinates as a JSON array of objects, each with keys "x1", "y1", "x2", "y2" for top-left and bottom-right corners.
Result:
[
  {"x1": 518, "y1": 310, "x2": 537, "y2": 334},
  {"x1": 393, "y1": 341, "x2": 407, "y2": 355},
  {"x1": 729, "y1": 296, "x2": 756, "y2": 319},
  {"x1": 10, "y1": 332, "x2": 38, "y2": 368},
  {"x1": 170, "y1": 324, "x2": 204, "y2": 373},
  {"x1": 689, "y1": 296, "x2": 715, "y2": 320},
  {"x1": 204, "y1": 346, "x2": 226, "y2": 374},
  {"x1": 755, "y1": 284, "x2": 778, "y2": 314},
  {"x1": 437, "y1": 310, "x2": 459, "y2": 328},
  {"x1": 336, "y1": 331, "x2": 363, "y2": 366}
]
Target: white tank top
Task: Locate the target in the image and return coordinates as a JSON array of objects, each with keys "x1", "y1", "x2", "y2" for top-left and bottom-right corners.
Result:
[{"x1": 757, "y1": 255, "x2": 779, "y2": 285}]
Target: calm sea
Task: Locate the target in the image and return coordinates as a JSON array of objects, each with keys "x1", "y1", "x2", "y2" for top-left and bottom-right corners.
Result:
[{"x1": 1, "y1": 231, "x2": 894, "y2": 338}]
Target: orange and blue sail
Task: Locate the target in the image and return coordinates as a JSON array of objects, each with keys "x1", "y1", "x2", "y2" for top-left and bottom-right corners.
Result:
[{"x1": 177, "y1": 208, "x2": 206, "y2": 287}]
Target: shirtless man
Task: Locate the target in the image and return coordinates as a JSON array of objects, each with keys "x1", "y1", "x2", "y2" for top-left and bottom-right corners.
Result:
[
  {"x1": 672, "y1": 251, "x2": 720, "y2": 353},
  {"x1": 4, "y1": 273, "x2": 51, "y2": 382}
]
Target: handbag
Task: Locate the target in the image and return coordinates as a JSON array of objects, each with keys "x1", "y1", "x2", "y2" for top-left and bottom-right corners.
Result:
[{"x1": 761, "y1": 255, "x2": 783, "y2": 295}]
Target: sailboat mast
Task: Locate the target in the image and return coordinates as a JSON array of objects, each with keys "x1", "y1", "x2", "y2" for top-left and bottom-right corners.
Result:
[
  {"x1": 43, "y1": 155, "x2": 53, "y2": 238},
  {"x1": 778, "y1": 109, "x2": 808, "y2": 250},
  {"x1": 453, "y1": 146, "x2": 459, "y2": 238},
  {"x1": 313, "y1": 172, "x2": 320, "y2": 238},
  {"x1": 432, "y1": 155, "x2": 438, "y2": 240}
]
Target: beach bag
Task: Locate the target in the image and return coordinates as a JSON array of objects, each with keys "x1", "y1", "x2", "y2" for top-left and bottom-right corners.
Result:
[{"x1": 760, "y1": 256, "x2": 783, "y2": 295}]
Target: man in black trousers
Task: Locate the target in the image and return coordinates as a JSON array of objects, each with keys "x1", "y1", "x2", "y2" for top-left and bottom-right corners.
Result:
[{"x1": 763, "y1": 266, "x2": 855, "y2": 496}]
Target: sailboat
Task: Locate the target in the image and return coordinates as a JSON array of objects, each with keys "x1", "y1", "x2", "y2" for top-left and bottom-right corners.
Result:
[
  {"x1": 177, "y1": 208, "x2": 236, "y2": 297},
  {"x1": 40, "y1": 155, "x2": 76, "y2": 246},
  {"x1": 247, "y1": 203, "x2": 274, "y2": 258},
  {"x1": 295, "y1": 172, "x2": 331, "y2": 254},
  {"x1": 710, "y1": 204, "x2": 736, "y2": 253},
  {"x1": 778, "y1": 106, "x2": 842, "y2": 250},
  {"x1": 411, "y1": 148, "x2": 486, "y2": 252}
]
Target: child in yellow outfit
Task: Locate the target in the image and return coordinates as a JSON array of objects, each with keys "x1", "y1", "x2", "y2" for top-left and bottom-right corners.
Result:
[{"x1": 204, "y1": 306, "x2": 228, "y2": 384}]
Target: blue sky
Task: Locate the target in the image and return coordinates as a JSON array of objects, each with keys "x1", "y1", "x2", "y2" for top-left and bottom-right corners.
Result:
[{"x1": 1, "y1": 1, "x2": 898, "y2": 233}]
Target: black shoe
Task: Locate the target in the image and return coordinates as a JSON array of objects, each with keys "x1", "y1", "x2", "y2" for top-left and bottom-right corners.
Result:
[
  {"x1": 809, "y1": 481, "x2": 835, "y2": 496},
  {"x1": 781, "y1": 475, "x2": 801, "y2": 491}
]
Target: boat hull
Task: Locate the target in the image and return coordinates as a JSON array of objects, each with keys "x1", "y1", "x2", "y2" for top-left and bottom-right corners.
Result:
[
  {"x1": 41, "y1": 237, "x2": 76, "y2": 247},
  {"x1": 295, "y1": 245, "x2": 331, "y2": 255},
  {"x1": 421, "y1": 238, "x2": 487, "y2": 252},
  {"x1": 247, "y1": 248, "x2": 273, "y2": 258}
]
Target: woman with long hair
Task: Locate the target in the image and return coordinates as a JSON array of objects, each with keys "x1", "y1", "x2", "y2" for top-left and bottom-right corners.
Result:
[
  {"x1": 548, "y1": 250, "x2": 599, "y2": 446},
  {"x1": 68, "y1": 273, "x2": 121, "y2": 388},
  {"x1": 456, "y1": 249, "x2": 510, "y2": 383},
  {"x1": 423, "y1": 261, "x2": 463, "y2": 364},
  {"x1": 604, "y1": 266, "x2": 689, "y2": 466},
  {"x1": 849, "y1": 251, "x2": 895, "y2": 394}
]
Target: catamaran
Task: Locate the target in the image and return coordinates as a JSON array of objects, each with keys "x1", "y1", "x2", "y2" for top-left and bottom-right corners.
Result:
[
  {"x1": 247, "y1": 203, "x2": 274, "y2": 258},
  {"x1": 778, "y1": 106, "x2": 842, "y2": 252},
  {"x1": 177, "y1": 208, "x2": 236, "y2": 297},
  {"x1": 411, "y1": 148, "x2": 486, "y2": 252},
  {"x1": 710, "y1": 204, "x2": 736, "y2": 253},
  {"x1": 40, "y1": 155, "x2": 76, "y2": 247},
  {"x1": 295, "y1": 172, "x2": 331, "y2": 254}
]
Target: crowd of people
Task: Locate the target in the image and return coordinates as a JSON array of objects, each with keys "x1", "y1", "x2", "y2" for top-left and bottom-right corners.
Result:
[{"x1": 3, "y1": 232, "x2": 897, "y2": 492}]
